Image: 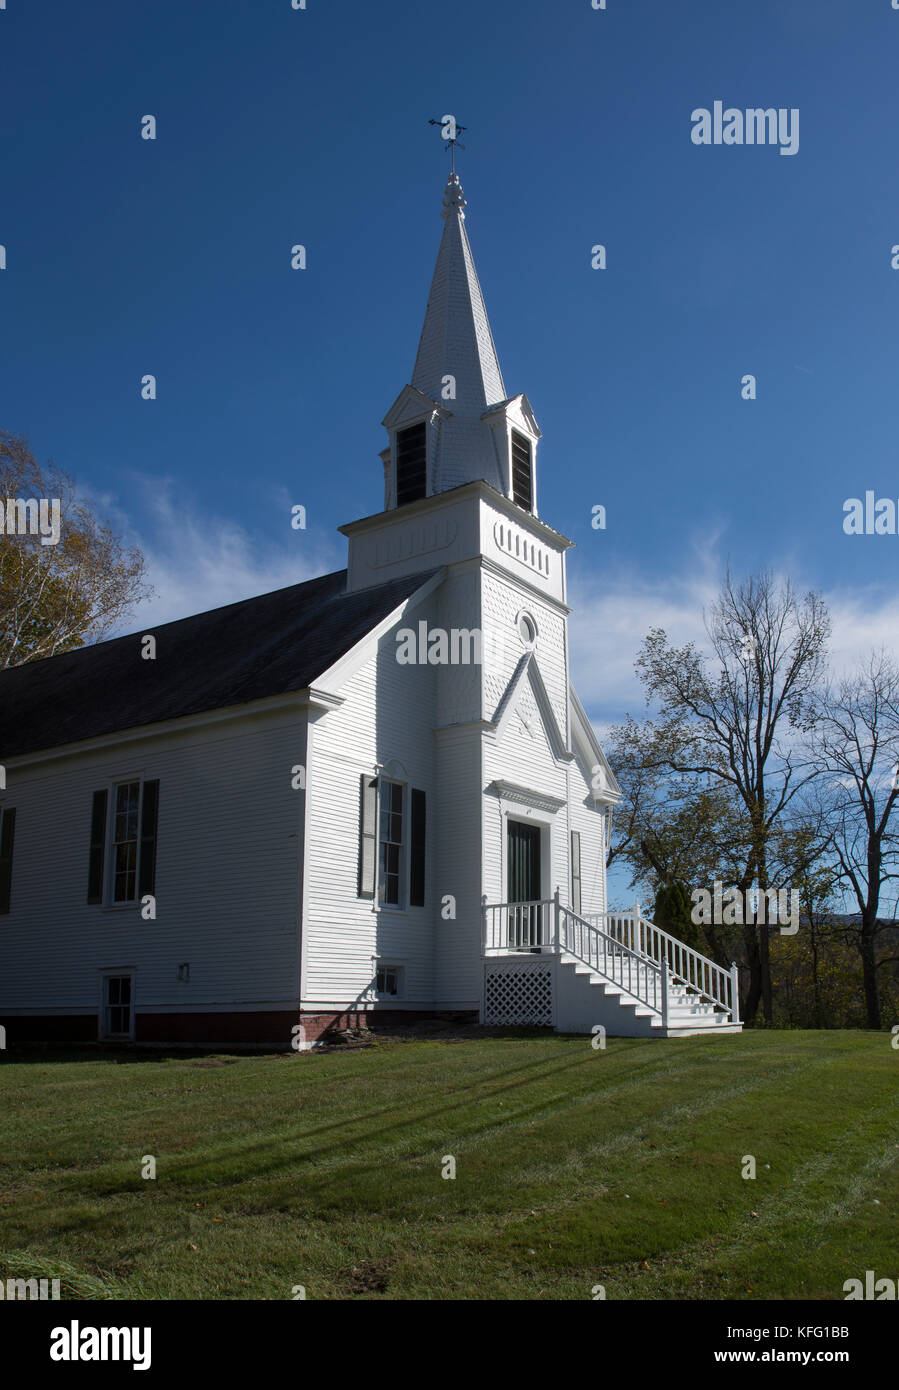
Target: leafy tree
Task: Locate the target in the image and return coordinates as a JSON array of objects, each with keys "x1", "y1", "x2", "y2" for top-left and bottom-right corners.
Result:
[
  {"x1": 653, "y1": 879, "x2": 706, "y2": 955},
  {"x1": 0, "y1": 430, "x2": 149, "y2": 668}
]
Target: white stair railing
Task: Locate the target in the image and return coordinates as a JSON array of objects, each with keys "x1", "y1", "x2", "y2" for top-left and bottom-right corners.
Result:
[
  {"x1": 582, "y1": 903, "x2": 739, "y2": 1020},
  {"x1": 558, "y1": 904, "x2": 665, "y2": 1016},
  {"x1": 483, "y1": 894, "x2": 667, "y2": 1021},
  {"x1": 482, "y1": 893, "x2": 741, "y2": 1025},
  {"x1": 482, "y1": 897, "x2": 556, "y2": 953}
]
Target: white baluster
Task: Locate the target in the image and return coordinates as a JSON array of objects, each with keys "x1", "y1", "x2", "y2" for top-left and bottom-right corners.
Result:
[{"x1": 730, "y1": 962, "x2": 741, "y2": 1022}]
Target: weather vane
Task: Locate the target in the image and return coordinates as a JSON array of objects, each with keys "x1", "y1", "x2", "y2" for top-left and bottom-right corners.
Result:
[{"x1": 428, "y1": 115, "x2": 467, "y2": 176}]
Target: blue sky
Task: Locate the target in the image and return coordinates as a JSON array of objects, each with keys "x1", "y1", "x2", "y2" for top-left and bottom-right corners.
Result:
[{"x1": 3, "y1": 0, "x2": 899, "y2": 755}]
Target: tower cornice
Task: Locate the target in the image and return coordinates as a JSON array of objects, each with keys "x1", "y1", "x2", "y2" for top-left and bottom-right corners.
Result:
[{"x1": 339, "y1": 479, "x2": 571, "y2": 549}]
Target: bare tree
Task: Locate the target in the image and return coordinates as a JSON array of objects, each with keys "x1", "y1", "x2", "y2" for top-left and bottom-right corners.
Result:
[
  {"x1": 632, "y1": 571, "x2": 830, "y2": 1024},
  {"x1": 815, "y1": 651, "x2": 899, "y2": 1029},
  {"x1": 0, "y1": 430, "x2": 149, "y2": 668},
  {"x1": 606, "y1": 717, "x2": 751, "y2": 966}
]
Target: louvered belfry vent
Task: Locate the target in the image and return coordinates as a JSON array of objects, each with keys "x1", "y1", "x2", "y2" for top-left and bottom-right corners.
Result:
[
  {"x1": 395, "y1": 422, "x2": 428, "y2": 506},
  {"x1": 511, "y1": 430, "x2": 533, "y2": 512}
]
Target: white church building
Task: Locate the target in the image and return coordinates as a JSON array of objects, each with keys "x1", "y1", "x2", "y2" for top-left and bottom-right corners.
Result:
[{"x1": 0, "y1": 174, "x2": 741, "y2": 1046}]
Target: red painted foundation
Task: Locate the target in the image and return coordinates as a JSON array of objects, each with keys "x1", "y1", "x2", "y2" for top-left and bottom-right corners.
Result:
[
  {"x1": 136, "y1": 1011, "x2": 299, "y2": 1046},
  {"x1": 0, "y1": 1009, "x2": 478, "y2": 1047}
]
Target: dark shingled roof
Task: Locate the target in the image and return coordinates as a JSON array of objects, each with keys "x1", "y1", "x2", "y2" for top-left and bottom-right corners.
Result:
[{"x1": 0, "y1": 568, "x2": 434, "y2": 759}]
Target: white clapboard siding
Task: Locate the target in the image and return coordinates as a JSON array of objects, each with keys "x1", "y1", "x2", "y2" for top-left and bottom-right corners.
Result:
[
  {"x1": 0, "y1": 709, "x2": 306, "y2": 1017},
  {"x1": 433, "y1": 722, "x2": 483, "y2": 1006},
  {"x1": 303, "y1": 616, "x2": 439, "y2": 1006}
]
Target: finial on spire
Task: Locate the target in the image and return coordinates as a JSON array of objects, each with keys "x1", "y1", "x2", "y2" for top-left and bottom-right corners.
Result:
[
  {"x1": 441, "y1": 173, "x2": 466, "y2": 221},
  {"x1": 427, "y1": 114, "x2": 467, "y2": 176}
]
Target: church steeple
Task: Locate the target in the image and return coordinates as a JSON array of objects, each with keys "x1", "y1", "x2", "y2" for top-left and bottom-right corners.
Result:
[
  {"x1": 410, "y1": 174, "x2": 506, "y2": 412},
  {"x1": 380, "y1": 174, "x2": 541, "y2": 515}
]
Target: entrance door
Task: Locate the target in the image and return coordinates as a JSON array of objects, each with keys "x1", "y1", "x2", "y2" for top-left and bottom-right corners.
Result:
[{"x1": 507, "y1": 820, "x2": 542, "y2": 948}]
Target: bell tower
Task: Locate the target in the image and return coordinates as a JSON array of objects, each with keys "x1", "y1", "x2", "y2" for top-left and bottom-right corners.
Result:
[
  {"x1": 338, "y1": 166, "x2": 581, "y2": 1009},
  {"x1": 341, "y1": 173, "x2": 566, "y2": 605}
]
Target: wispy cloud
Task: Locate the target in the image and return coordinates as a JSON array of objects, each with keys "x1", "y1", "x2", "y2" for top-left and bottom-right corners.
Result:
[
  {"x1": 568, "y1": 537, "x2": 722, "y2": 725},
  {"x1": 828, "y1": 588, "x2": 899, "y2": 678},
  {"x1": 570, "y1": 546, "x2": 899, "y2": 730},
  {"x1": 82, "y1": 475, "x2": 342, "y2": 632}
]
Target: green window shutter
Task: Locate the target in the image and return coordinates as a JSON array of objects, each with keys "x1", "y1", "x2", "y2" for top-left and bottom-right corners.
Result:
[
  {"x1": 358, "y1": 775, "x2": 378, "y2": 899},
  {"x1": 0, "y1": 807, "x2": 16, "y2": 915},
  {"x1": 571, "y1": 830, "x2": 581, "y2": 916},
  {"x1": 87, "y1": 790, "x2": 108, "y2": 905},
  {"x1": 410, "y1": 789, "x2": 426, "y2": 907},
  {"x1": 138, "y1": 779, "x2": 159, "y2": 898}
]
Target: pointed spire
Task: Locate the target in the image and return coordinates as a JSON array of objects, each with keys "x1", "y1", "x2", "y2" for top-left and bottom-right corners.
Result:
[
  {"x1": 411, "y1": 174, "x2": 506, "y2": 413},
  {"x1": 380, "y1": 171, "x2": 538, "y2": 508}
]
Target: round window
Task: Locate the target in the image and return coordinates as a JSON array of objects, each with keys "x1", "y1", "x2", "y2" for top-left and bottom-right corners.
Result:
[{"x1": 518, "y1": 613, "x2": 537, "y2": 646}]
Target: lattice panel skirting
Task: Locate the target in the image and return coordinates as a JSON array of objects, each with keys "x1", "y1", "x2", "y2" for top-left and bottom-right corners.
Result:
[{"x1": 484, "y1": 964, "x2": 553, "y2": 1026}]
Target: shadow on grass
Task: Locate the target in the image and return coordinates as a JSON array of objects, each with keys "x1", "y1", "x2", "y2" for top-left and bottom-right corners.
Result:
[
  {"x1": 85, "y1": 1040, "x2": 787, "y2": 1202},
  {"x1": 0, "y1": 1028, "x2": 558, "y2": 1067}
]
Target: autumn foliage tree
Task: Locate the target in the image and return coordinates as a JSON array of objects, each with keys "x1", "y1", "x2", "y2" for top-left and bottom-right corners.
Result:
[{"x1": 0, "y1": 429, "x2": 149, "y2": 668}]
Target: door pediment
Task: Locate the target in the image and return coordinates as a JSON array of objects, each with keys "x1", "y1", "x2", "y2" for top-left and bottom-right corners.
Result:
[{"x1": 490, "y1": 780, "x2": 566, "y2": 814}]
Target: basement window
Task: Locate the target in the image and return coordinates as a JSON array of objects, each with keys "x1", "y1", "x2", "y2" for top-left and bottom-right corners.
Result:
[
  {"x1": 395, "y1": 422, "x2": 427, "y2": 507},
  {"x1": 103, "y1": 975, "x2": 133, "y2": 1038},
  {"x1": 375, "y1": 965, "x2": 404, "y2": 997}
]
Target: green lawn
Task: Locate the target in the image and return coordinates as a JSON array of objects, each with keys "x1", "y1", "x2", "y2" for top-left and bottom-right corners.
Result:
[{"x1": 1, "y1": 1031, "x2": 896, "y2": 1300}]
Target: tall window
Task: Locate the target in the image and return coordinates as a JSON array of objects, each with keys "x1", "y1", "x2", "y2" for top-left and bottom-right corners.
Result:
[
  {"x1": 113, "y1": 782, "x2": 141, "y2": 902},
  {"x1": 395, "y1": 422, "x2": 427, "y2": 506},
  {"x1": 511, "y1": 430, "x2": 533, "y2": 512},
  {"x1": 87, "y1": 780, "x2": 159, "y2": 906},
  {"x1": 378, "y1": 780, "x2": 403, "y2": 905},
  {"x1": 358, "y1": 776, "x2": 425, "y2": 907}
]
